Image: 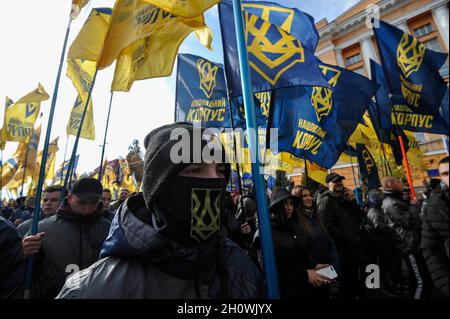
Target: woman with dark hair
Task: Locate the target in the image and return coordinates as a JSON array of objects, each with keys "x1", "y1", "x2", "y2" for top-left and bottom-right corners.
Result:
[
  {"x1": 292, "y1": 185, "x2": 340, "y2": 299},
  {"x1": 266, "y1": 188, "x2": 331, "y2": 298}
]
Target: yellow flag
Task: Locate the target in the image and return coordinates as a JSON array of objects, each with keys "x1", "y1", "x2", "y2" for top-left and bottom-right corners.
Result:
[
  {"x1": 1, "y1": 142, "x2": 27, "y2": 187},
  {"x1": 66, "y1": 59, "x2": 97, "y2": 100},
  {"x1": 0, "y1": 84, "x2": 49, "y2": 144},
  {"x1": 95, "y1": 0, "x2": 211, "y2": 91},
  {"x1": 68, "y1": 8, "x2": 112, "y2": 61},
  {"x1": 0, "y1": 97, "x2": 15, "y2": 150},
  {"x1": 66, "y1": 59, "x2": 97, "y2": 139},
  {"x1": 71, "y1": 0, "x2": 90, "y2": 20},
  {"x1": 306, "y1": 160, "x2": 328, "y2": 185},
  {"x1": 66, "y1": 96, "x2": 95, "y2": 140},
  {"x1": 13, "y1": 125, "x2": 42, "y2": 183},
  {"x1": 119, "y1": 159, "x2": 139, "y2": 192},
  {"x1": 349, "y1": 112, "x2": 378, "y2": 147},
  {"x1": 142, "y1": 0, "x2": 219, "y2": 18}
]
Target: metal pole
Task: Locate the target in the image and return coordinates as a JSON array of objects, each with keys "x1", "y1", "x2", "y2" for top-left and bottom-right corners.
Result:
[
  {"x1": 349, "y1": 154, "x2": 361, "y2": 206},
  {"x1": 231, "y1": 0, "x2": 279, "y2": 298},
  {"x1": 60, "y1": 134, "x2": 70, "y2": 184},
  {"x1": 25, "y1": 15, "x2": 74, "y2": 299},
  {"x1": 398, "y1": 135, "x2": 416, "y2": 198},
  {"x1": 99, "y1": 91, "x2": 114, "y2": 181}
]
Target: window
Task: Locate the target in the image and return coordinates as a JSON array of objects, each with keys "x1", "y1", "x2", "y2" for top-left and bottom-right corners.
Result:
[
  {"x1": 414, "y1": 23, "x2": 433, "y2": 37},
  {"x1": 424, "y1": 38, "x2": 441, "y2": 52},
  {"x1": 414, "y1": 133, "x2": 426, "y2": 143},
  {"x1": 346, "y1": 53, "x2": 362, "y2": 66},
  {"x1": 423, "y1": 38, "x2": 449, "y2": 77},
  {"x1": 352, "y1": 67, "x2": 366, "y2": 76}
]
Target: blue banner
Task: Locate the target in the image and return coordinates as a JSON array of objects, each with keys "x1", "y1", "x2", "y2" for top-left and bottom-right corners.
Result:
[
  {"x1": 175, "y1": 54, "x2": 231, "y2": 128},
  {"x1": 355, "y1": 144, "x2": 381, "y2": 193},
  {"x1": 373, "y1": 20, "x2": 448, "y2": 115},
  {"x1": 370, "y1": 59, "x2": 448, "y2": 134},
  {"x1": 271, "y1": 62, "x2": 378, "y2": 168},
  {"x1": 219, "y1": 0, "x2": 329, "y2": 98}
]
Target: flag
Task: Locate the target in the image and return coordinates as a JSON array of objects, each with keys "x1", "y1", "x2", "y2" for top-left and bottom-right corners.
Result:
[
  {"x1": 271, "y1": 62, "x2": 378, "y2": 168},
  {"x1": 12, "y1": 126, "x2": 42, "y2": 183},
  {"x1": 68, "y1": 8, "x2": 113, "y2": 61},
  {"x1": 142, "y1": 0, "x2": 219, "y2": 18},
  {"x1": 306, "y1": 160, "x2": 328, "y2": 185},
  {"x1": 218, "y1": 0, "x2": 329, "y2": 98},
  {"x1": 93, "y1": 0, "x2": 212, "y2": 91},
  {"x1": 373, "y1": 20, "x2": 448, "y2": 115},
  {"x1": 119, "y1": 159, "x2": 139, "y2": 192},
  {"x1": 0, "y1": 84, "x2": 49, "y2": 144},
  {"x1": 175, "y1": 54, "x2": 230, "y2": 128},
  {"x1": 71, "y1": 0, "x2": 90, "y2": 20},
  {"x1": 230, "y1": 91, "x2": 272, "y2": 129},
  {"x1": 370, "y1": 59, "x2": 447, "y2": 135},
  {"x1": 66, "y1": 96, "x2": 95, "y2": 140},
  {"x1": 53, "y1": 155, "x2": 79, "y2": 185},
  {"x1": 0, "y1": 142, "x2": 27, "y2": 186},
  {"x1": 355, "y1": 144, "x2": 381, "y2": 194},
  {"x1": 0, "y1": 97, "x2": 15, "y2": 150}
]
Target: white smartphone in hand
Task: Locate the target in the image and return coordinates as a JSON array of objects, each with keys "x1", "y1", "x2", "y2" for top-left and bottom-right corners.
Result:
[{"x1": 316, "y1": 265, "x2": 338, "y2": 280}]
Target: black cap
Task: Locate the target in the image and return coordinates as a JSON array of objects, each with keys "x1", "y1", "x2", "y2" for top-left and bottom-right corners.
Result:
[
  {"x1": 70, "y1": 178, "x2": 103, "y2": 201},
  {"x1": 326, "y1": 173, "x2": 345, "y2": 183}
]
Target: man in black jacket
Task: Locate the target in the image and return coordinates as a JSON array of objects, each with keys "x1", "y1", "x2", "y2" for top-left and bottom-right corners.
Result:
[
  {"x1": 422, "y1": 156, "x2": 449, "y2": 297},
  {"x1": 56, "y1": 122, "x2": 264, "y2": 299},
  {"x1": 23, "y1": 178, "x2": 110, "y2": 298},
  {"x1": 317, "y1": 173, "x2": 369, "y2": 299},
  {"x1": 381, "y1": 176, "x2": 431, "y2": 299}
]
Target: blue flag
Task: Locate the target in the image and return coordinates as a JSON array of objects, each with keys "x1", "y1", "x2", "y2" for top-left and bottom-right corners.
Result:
[
  {"x1": 218, "y1": 0, "x2": 329, "y2": 98},
  {"x1": 373, "y1": 20, "x2": 448, "y2": 115},
  {"x1": 271, "y1": 63, "x2": 378, "y2": 168},
  {"x1": 175, "y1": 54, "x2": 231, "y2": 128},
  {"x1": 230, "y1": 91, "x2": 271, "y2": 129},
  {"x1": 370, "y1": 59, "x2": 448, "y2": 134},
  {"x1": 355, "y1": 144, "x2": 381, "y2": 193}
]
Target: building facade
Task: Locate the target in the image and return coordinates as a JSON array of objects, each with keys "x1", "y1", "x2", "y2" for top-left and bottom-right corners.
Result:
[{"x1": 289, "y1": 0, "x2": 449, "y2": 190}]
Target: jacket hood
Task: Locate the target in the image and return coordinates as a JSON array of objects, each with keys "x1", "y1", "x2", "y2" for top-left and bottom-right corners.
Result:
[
  {"x1": 142, "y1": 122, "x2": 230, "y2": 210},
  {"x1": 269, "y1": 188, "x2": 299, "y2": 211},
  {"x1": 100, "y1": 193, "x2": 223, "y2": 279}
]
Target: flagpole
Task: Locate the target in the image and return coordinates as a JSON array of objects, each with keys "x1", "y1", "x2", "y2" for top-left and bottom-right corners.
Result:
[
  {"x1": 25, "y1": 14, "x2": 74, "y2": 299},
  {"x1": 231, "y1": 0, "x2": 279, "y2": 298},
  {"x1": 349, "y1": 153, "x2": 361, "y2": 206},
  {"x1": 99, "y1": 91, "x2": 114, "y2": 181},
  {"x1": 303, "y1": 158, "x2": 310, "y2": 188},
  {"x1": 398, "y1": 134, "x2": 416, "y2": 198},
  {"x1": 20, "y1": 144, "x2": 30, "y2": 198},
  {"x1": 226, "y1": 90, "x2": 246, "y2": 218},
  {"x1": 63, "y1": 68, "x2": 99, "y2": 191},
  {"x1": 60, "y1": 134, "x2": 70, "y2": 184}
]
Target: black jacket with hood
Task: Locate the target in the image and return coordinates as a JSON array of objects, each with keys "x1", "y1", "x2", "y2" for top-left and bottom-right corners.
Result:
[
  {"x1": 29, "y1": 199, "x2": 110, "y2": 298},
  {"x1": 421, "y1": 188, "x2": 449, "y2": 297},
  {"x1": 267, "y1": 188, "x2": 309, "y2": 299},
  {"x1": 57, "y1": 123, "x2": 264, "y2": 299},
  {"x1": 381, "y1": 190, "x2": 421, "y2": 255}
]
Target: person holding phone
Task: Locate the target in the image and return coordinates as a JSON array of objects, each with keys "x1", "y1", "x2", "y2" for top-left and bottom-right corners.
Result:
[{"x1": 292, "y1": 186, "x2": 340, "y2": 299}]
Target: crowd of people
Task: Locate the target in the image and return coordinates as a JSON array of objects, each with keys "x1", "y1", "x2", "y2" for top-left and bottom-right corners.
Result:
[{"x1": 0, "y1": 122, "x2": 448, "y2": 299}]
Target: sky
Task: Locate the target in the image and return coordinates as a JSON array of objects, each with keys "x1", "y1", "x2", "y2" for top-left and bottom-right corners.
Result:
[{"x1": 0, "y1": 0, "x2": 360, "y2": 182}]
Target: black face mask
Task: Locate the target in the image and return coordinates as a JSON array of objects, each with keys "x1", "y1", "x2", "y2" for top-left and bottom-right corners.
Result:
[{"x1": 154, "y1": 176, "x2": 226, "y2": 245}]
